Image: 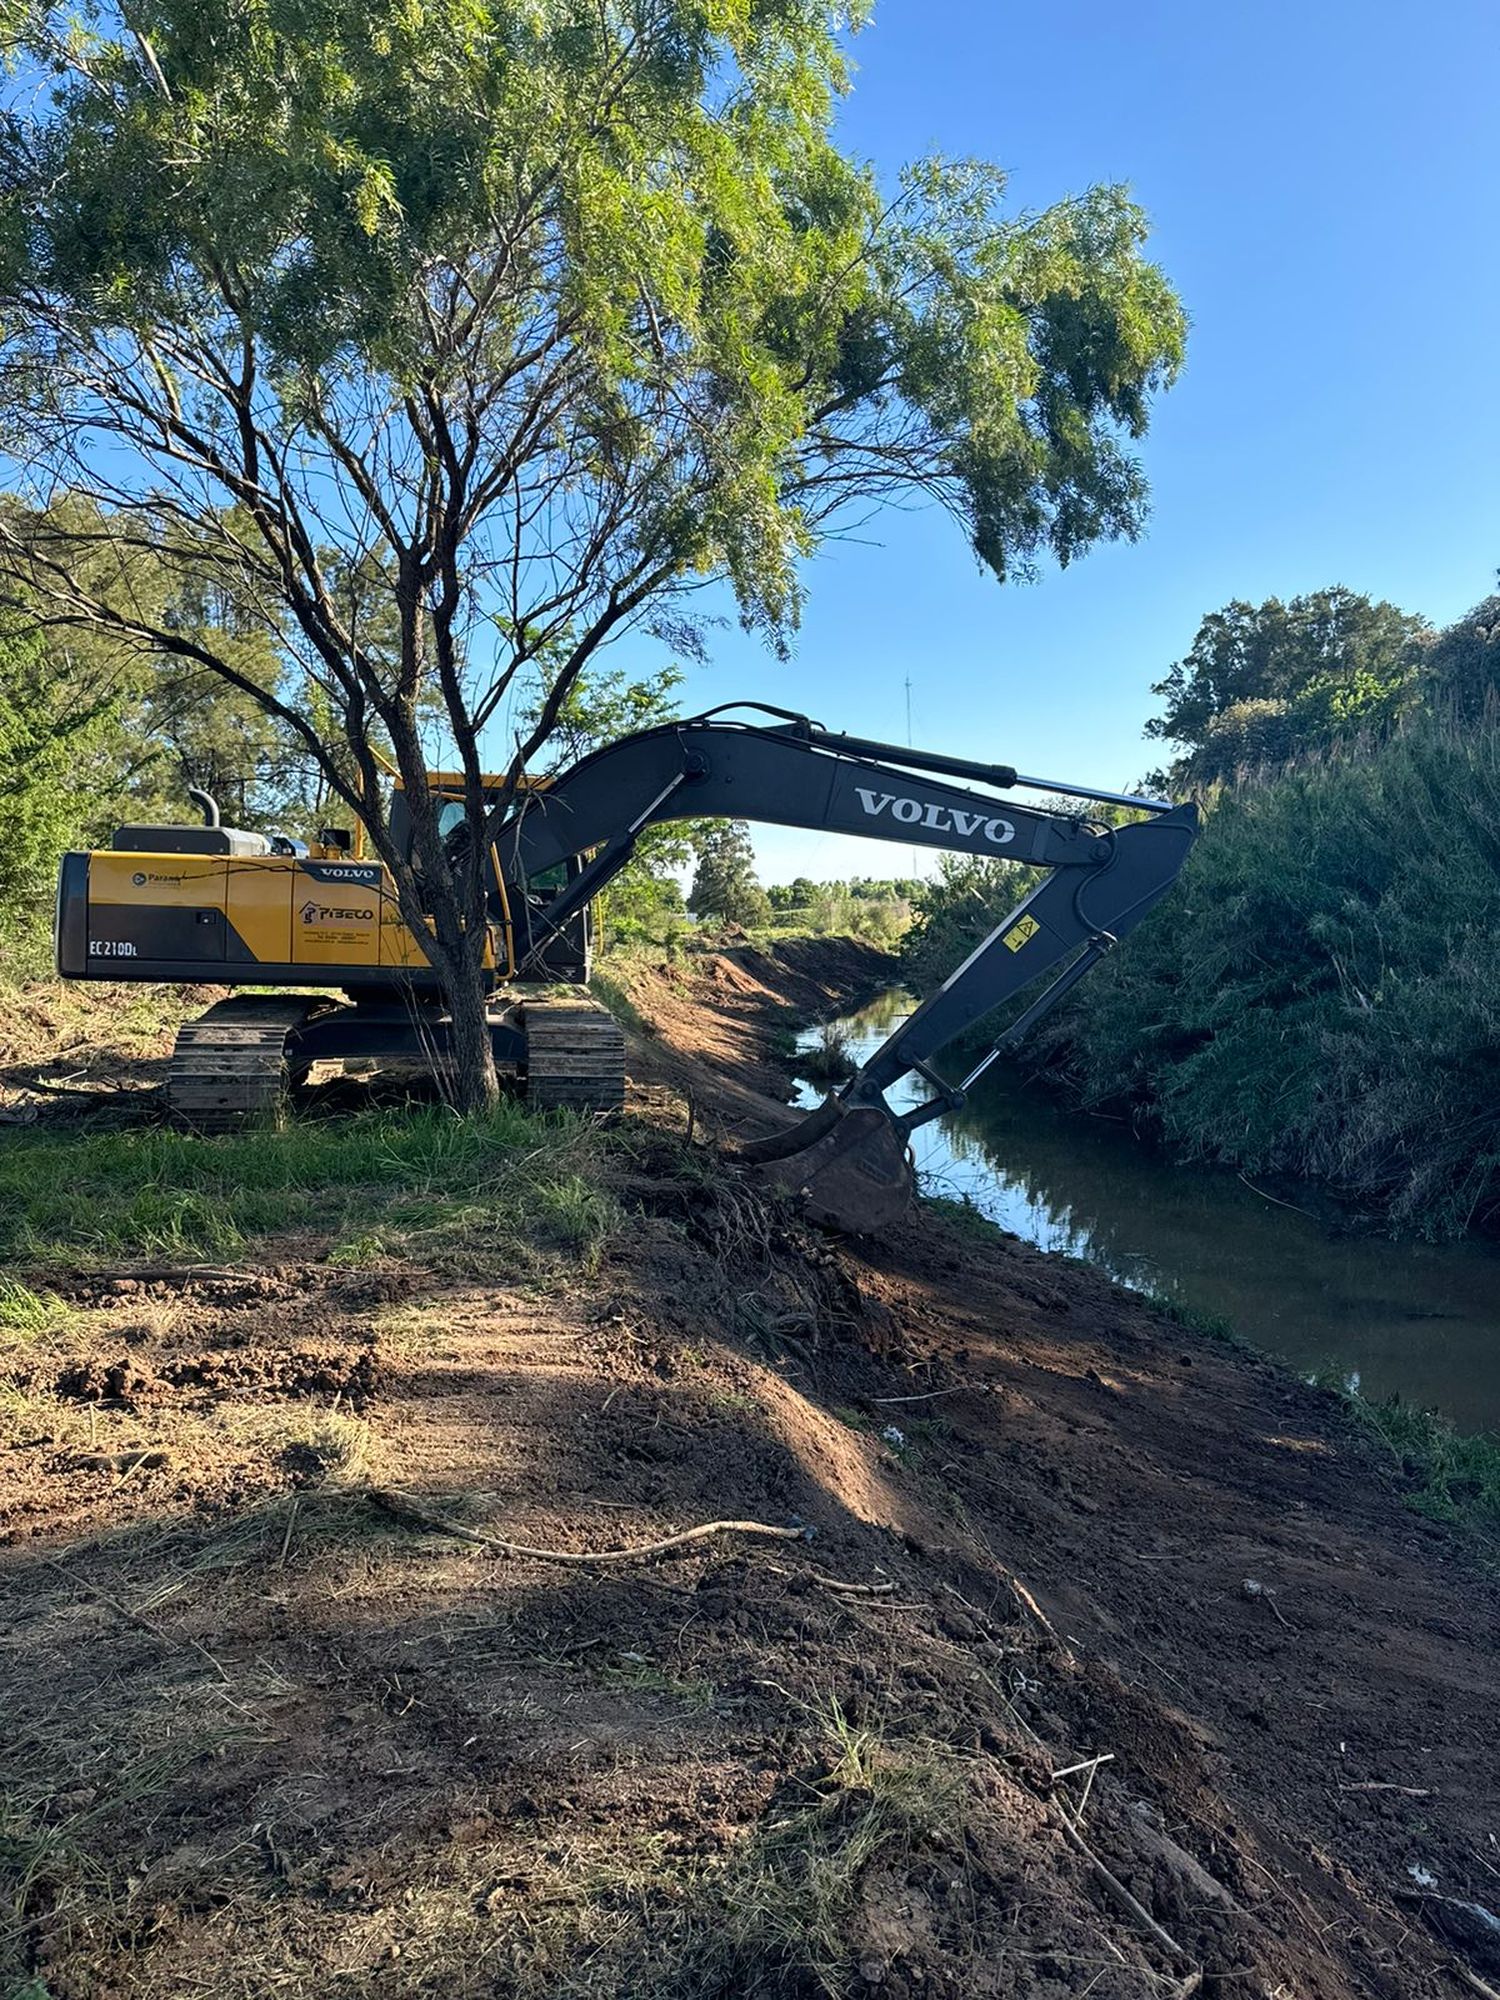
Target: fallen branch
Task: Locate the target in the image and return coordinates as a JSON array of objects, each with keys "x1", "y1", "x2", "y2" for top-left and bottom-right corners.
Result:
[
  {"x1": 44, "y1": 1557, "x2": 227, "y2": 1679},
  {"x1": 1011, "y1": 1574, "x2": 1075, "y2": 1663},
  {"x1": 69, "y1": 1264, "x2": 272, "y2": 1285},
  {"x1": 760, "y1": 1557, "x2": 898, "y2": 1598},
  {"x1": 1453, "y1": 1964, "x2": 1500, "y2": 2000},
  {"x1": 870, "y1": 1386, "x2": 964, "y2": 1406},
  {"x1": 371, "y1": 1488, "x2": 809, "y2": 1566},
  {"x1": 1053, "y1": 1752, "x2": 1116, "y2": 1782},
  {"x1": 20, "y1": 1073, "x2": 129, "y2": 1099},
  {"x1": 815, "y1": 1574, "x2": 897, "y2": 1597},
  {"x1": 1056, "y1": 1813, "x2": 1191, "y2": 1965}
]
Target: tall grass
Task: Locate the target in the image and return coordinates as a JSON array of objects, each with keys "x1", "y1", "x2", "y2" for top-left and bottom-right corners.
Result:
[{"x1": 1034, "y1": 716, "x2": 1500, "y2": 1237}]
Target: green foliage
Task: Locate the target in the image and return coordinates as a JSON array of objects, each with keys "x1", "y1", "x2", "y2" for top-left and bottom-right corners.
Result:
[
  {"x1": 0, "y1": 0, "x2": 1187, "y2": 722},
  {"x1": 1423, "y1": 591, "x2": 1500, "y2": 723},
  {"x1": 0, "y1": 0, "x2": 1183, "y2": 1104},
  {"x1": 1334, "y1": 1388, "x2": 1500, "y2": 1529},
  {"x1": 689, "y1": 820, "x2": 771, "y2": 928},
  {"x1": 1038, "y1": 716, "x2": 1500, "y2": 1237},
  {"x1": 0, "y1": 1277, "x2": 72, "y2": 1345},
  {"x1": 1140, "y1": 1289, "x2": 1236, "y2": 1344},
  {"x1": 762, "y1": 874, "x2": 919, "y2": 944},
  {"x1": 1145, "y1": 588, "x2": 1432, "y2": 788}
]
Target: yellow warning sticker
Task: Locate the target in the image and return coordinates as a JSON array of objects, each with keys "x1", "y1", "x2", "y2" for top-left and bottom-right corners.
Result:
[{"x1": 1004, "y1": 915, "x2": 1041, "y2": 952}]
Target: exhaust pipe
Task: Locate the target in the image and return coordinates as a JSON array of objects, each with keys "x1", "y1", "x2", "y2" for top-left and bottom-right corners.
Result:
[{"x1": 187, "y1": 786, "x2": 221, "y2": 829}]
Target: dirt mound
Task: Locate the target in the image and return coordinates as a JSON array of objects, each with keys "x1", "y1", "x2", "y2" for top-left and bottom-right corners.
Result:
[{"x1": 0, "y1": 942, "x2": 1495, "y2": 1999}]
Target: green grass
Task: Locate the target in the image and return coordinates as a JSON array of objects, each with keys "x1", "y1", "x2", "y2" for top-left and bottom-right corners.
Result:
[
  {"x1": 1140, "y1": 1287, "x2": 1237, "y2": 1343},
  {"x1": 0, "y1": 1102, "x2": 618, "y2": 1272},
  {"x1": 923, "y1": 1192, "x2": 1004, "y2": 1239},
  {"x1": 503, "y1": 1699, "x2": 963, "y2": 1999},
  {"x1": 0, "y1": 1278, "x2": 74, "y2": 1345},
  {"x1": 587, "y1": 965, "x2": 647, "y2": 1035},
  {"x1": 1337, "y1": 1389, "x2": 1500, "y2": 1529}
]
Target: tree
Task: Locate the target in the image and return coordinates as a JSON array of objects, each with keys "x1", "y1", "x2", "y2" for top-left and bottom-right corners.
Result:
[
  {"x1": 0, "y1": 623, "x2": 124, "y2": 967},
  {"x1": 1424, "y1": 590, "x2": 1500, "y2": 723},
  {"x1": 1146, "y1": 589, "x2": 1432, "y2": 789},
  {"x1": 689, "y1": 820, "x2": 770, "y2": 928},
  {"x1": 0, "y1": 0, "x2": 1186, "y2": 1108}
]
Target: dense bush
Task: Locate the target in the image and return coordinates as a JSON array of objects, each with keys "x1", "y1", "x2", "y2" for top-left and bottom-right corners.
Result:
[{"x1": 1035, "y1": 720, "x2": 1500, "y2": 1237}]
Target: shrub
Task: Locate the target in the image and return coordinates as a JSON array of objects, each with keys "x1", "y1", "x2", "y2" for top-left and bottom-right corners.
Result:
[{"x1": 1035, "y1": 716, "x2": 1500, "y2": 1237}]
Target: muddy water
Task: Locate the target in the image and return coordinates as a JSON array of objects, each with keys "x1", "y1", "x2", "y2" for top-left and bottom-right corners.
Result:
[{"x1": 794, "y1": 990, "x2": 1500, "y2": 1429}]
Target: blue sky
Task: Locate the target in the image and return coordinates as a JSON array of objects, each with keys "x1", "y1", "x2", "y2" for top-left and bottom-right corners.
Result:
[{"x1": 621, "y1": 0, "x2": 1500, "y2": 882}]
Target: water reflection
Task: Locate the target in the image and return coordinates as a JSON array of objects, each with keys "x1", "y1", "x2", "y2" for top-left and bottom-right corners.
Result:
[{"x1": 795, "y1": 991, "x2": 1500, "y2": 1428}]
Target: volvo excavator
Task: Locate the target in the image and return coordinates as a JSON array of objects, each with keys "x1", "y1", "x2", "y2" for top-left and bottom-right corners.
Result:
[{"x1": 53, "y1": 705, "x2": 1197, "y2": 1230}]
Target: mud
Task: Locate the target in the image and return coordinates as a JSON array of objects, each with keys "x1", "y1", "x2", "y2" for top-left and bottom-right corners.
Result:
[{"x1": 0, "y1": 942, "x2": 1495, "y2": 1999}]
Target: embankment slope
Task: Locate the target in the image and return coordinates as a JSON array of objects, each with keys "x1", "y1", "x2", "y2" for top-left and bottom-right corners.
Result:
[{"x1": 0, "y1": 943, "x2": 1493, "y2": 2000}]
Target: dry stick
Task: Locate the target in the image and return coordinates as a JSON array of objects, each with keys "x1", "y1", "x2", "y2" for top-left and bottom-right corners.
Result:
[
  {"x1": 1453, "y1": 1965, "x2": 1500, "y2": 2000},
  {"x1": 44, "y1": 1557, "x2": 228, "y2": 1680},
  {"x1": 870, "y1": 1386, "x2": 965, "y2": 1406},
  {"x1": 1055, "y1": 1814, "x2": 1191, "y2": 1966},
  {"x1": 1010, "y1": 1575, "x2": 1075, "y2": 1664},
  {"x1": 1053, "y1": 1752, "x2": 1116, "y2": 1783},
  {"x1": 1166, "y1": 1974, "x2": 1204, "y2": 1999},
  {"x1": 759, "y1": 1558, "x2": 898, "y2": 1599},
  {"x1": 277, "y1": 1497, "x2": 300, "y2": 1568},
  {"x1": 70, "y1": 1264, "x2": 268, "y2": 1285},
  {"x1": 1337, "y1": 1782, "x2": 1434, "y2": 1797},
  {"x1": 371, "y1": 1489, "x2": 809, "y2": 1565}
]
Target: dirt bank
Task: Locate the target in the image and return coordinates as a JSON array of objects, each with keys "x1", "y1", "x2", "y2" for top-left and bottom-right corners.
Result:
[{"x1": 1, "y1": 943, "x2": 1495, "y2": 2000}]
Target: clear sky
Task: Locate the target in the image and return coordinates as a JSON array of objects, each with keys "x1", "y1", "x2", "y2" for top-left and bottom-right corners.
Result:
[{"x1": 616, "y1": 0, "x2": 1500, "y2": 882}]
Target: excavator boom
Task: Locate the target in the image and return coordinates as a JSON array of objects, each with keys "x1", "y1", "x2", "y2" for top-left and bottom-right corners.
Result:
[{"x1": 490, "y1": 706, "x2": 1198, "y2": 1229}]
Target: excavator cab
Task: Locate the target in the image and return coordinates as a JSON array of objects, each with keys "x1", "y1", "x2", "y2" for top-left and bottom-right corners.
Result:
[{"x1": 387, "y1": 775, "x2": 592, "y2": 983}]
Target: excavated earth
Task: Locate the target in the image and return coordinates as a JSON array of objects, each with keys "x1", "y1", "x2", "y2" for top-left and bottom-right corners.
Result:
[{"x1": 1, "y1": 940, "x2": 1496, "y2": 2000}]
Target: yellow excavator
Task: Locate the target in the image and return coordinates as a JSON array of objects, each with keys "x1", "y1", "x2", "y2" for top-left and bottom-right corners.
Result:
[{"x1": 54, "y1": 704, "x2": 1196, "y2": 1227}]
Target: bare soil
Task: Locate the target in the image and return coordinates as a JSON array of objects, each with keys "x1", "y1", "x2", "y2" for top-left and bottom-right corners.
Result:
[{"x1": 1, "y1": 941, "x2": 1496, "y2": 2000}]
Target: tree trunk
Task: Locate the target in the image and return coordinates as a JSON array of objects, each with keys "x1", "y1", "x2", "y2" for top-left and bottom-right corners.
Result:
[{"x1": 442, "y1": 948, "x2": 500, "y2": 1114}]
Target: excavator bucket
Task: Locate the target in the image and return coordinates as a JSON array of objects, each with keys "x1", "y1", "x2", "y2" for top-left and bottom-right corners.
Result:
[{"x1": 741, "y1": 1099, "x2": 916, "y2": 1233}]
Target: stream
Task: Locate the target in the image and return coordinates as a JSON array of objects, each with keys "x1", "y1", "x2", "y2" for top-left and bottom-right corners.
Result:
[{"x1": 794, "y1": 989, "x2": 1500, "y2": 1430}]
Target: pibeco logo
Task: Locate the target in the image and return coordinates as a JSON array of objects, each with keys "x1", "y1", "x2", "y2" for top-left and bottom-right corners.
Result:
[
  {"x1": 301, "y1": 900, "x2": 375, "y2": 925},
  {"x1": 854, "y1": 788, "x2": 1014, "y2": 846}
]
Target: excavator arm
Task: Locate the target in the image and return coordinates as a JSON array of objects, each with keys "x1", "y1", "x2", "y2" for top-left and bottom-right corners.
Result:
[{"x1": 498, "y1": 708, "x2": 1197, "y2": 1231}]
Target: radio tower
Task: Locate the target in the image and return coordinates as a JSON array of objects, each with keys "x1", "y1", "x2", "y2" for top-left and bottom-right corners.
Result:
[{"x1": 904, "y1": 674, "x2": 918, "y2": 872}]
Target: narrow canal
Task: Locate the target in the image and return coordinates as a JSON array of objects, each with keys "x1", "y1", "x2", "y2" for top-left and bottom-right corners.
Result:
[{"x1": 795, "y1": 989, "x2": 1500, "y2": 1429}]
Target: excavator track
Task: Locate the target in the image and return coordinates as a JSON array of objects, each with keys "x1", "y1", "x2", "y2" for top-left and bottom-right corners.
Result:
[
  {"x1": 167, "y1": 996, "x2": 326, "y2": 1130},
  {"x1": 520, "y1": 997, "x2": 626, "y2": 1113}
]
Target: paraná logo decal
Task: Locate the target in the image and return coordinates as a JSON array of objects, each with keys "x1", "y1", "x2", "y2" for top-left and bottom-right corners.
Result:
[
  {"x1": 131, "y1": 871, "x2": 147, "y2": 887},
  {"x1": 301, "y1": 900, "x2": 375, "y2": 924}
]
